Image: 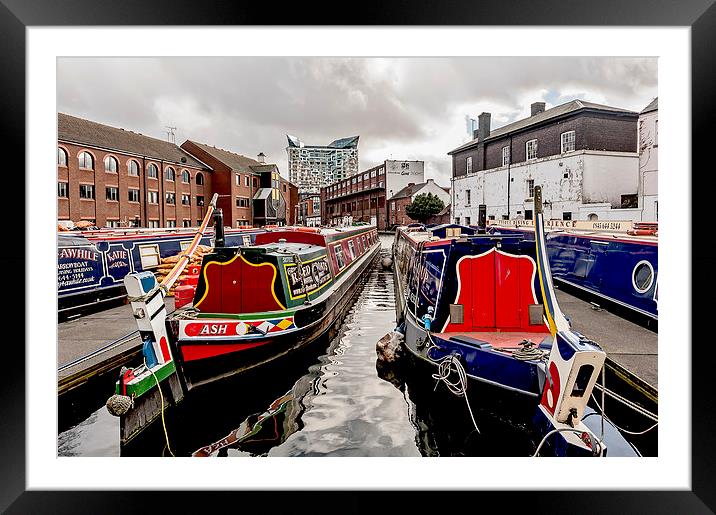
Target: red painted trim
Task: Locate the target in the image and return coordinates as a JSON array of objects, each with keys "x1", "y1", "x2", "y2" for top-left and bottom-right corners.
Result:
[
  {"x1": 159, "y1": 336, "x2": 170, "y2": 361},
  {"x1": 255, "y1": 230, "x2": 326, "y2": 247},
  {"x1": 560, "y1": 233, "x2": 658, "y2": 246},
  {"x1": 83, "y1": 228, "x2": 260, "y2": 242},
  {"x1": 497, "y1": 226, "x2": 658, "y2": 246},
  {"x1": 181, "y1": 339, "x2": 272, "y2": 362},
  {"x1": 540, "y1": 361, "x2": 561, "y2": 416},
  {"x1": 424, "y1": 240, "x2": 450, "y2": 248}
]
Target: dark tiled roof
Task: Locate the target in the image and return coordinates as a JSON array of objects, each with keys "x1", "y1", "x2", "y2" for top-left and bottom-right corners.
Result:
[
  {"x1": 640, "y1": 97, "x2": 658, "y2": 114},
  {"x1": 249, "y1": 164, "x2": 278, "y2": 173},
  {"x1": 391, "y1": 182, "x2": 427, "y2": 200},
  {"x1": 186, "y1": 140, "x2": 263, "y2": 173},
  {"x1": 436, "y1": 204, "x2": 451, "y2": 216},
  {"x1": 58, "y1": 113, "x2": 208, "y2": 169},
  {"x1": 448, "y1": 100, "x2": 638, "y2": 155}
]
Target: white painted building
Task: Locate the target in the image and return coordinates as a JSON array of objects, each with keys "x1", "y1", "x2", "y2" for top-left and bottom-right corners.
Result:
[
  {"x1": 448, "y1": 100, "x2": 647, "y2": 224},
  {"x1": 638, "y1": 98, "x2": 658, "y2": 221},
  {"x1": 452, "y1": 150, "x2": 640, "y2": 223}
]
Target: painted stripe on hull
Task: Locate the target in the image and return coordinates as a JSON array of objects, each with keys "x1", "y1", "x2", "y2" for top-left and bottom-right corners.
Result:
[{"x1": 181, "y1": 339, "x2": 272, "y2": 362}]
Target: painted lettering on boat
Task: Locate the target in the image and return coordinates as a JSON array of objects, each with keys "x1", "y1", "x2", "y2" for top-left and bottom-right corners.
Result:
[
  {"x1": 58, "y1": 248, "x2": 99, "y2": 261},
  {"x1": 199, "y1": 324, "x2": 228, "y2": 335}
]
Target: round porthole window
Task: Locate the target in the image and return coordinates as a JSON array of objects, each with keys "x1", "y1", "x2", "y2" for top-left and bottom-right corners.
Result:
[{"x1": 632, "y1": 260, "x2": 654, "y2": 293}]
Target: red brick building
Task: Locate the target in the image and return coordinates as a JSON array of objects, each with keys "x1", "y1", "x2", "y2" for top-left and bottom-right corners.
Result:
[
  {"x1": 297, "y1": 193, "x2": 322, "y2": 227},
  {"x1": 58, "y1": 113, "x2": 211, "y2": 228},
  {"x1": 57, "y1": 113, "x2": 298, "y2": 229},
  {"x1": 320, "y1": 163, "x2": 388, "y2": 229},
  {"x1": 427, "y1": 204, "x2": 451, "y2": 225},
  {"x1": 180, "y1": 141, "x2": 265, "y2": 227},
  {"x1": 388, "y1": 179, "x2": 451, "y2": 227}
]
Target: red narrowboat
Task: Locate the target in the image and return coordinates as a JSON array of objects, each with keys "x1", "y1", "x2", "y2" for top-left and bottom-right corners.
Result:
[
  {"x1": 109, "y1": 194, "x2": 380, "y2": 445},
  {"x1": 166, "y1": 224, "x2": 381, "y2": 389}
]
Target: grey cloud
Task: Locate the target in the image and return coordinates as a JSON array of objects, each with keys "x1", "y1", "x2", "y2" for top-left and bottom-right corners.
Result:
[{"x1": 57, "y1": 56, "x2": 657, "y2": 184}]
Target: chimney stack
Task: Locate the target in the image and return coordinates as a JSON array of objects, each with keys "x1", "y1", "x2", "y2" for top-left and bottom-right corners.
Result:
[
  {"x1": 477, "y1": 112, "x2": 491, "y2": 141},
  {"x1": 531, "y1": 102, "x2": 546, "y2": 116},
  {"x1": 257, "y1": 152, "x2": 266, "y2": 164}
]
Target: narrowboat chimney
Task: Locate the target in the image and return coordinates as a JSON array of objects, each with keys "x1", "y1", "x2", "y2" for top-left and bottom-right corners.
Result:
[
  {"x1": 213, "y1": 208, "x2": 225, "y2": 247},
  {"x1": 477, "y1": 204, "x2": 487, "y2": 233},
  {"x1": 534, "y1": 186, "x2": 543, "y2": 215}
]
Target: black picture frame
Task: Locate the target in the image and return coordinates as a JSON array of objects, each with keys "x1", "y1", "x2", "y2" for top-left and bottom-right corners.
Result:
[{"x1": 2, "y1": 0, "x2": 712, "y2": 512}]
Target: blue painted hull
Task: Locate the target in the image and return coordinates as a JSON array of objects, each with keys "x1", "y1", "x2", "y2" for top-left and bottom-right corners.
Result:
[
  {"x1": 488, "y1": 227, "x2": 658, "y2": 320},
  {"x1": 393, "y1": 227, "x2": 641, "y2": 456},
  {"x1": 58, "y1": 229, "x2": 264, "y2": 312}
]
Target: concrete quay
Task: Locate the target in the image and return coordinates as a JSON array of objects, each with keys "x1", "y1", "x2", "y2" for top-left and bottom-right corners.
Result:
[{"x1": 57, "y1": 289, "x2": 657, "y2": 396}]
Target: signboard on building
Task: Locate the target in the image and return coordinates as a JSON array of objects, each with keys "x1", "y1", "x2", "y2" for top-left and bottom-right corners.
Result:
[
  {"x1": 385, "y1": 160, "x2": 426, "y2": 200},
  {"x1": 385, "y1": 160, "x2": 424, "y2": 177}
]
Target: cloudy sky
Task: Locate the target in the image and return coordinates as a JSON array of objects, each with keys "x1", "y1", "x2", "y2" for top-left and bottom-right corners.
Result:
[{"x1": 57, "y1": 57, "x2": 657, "y2": 186}]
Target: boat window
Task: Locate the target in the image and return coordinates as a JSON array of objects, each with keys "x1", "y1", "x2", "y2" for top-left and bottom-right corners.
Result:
[
  {"x1": 632, "y1": 260, "x2": 654, "y2": 293},
  {"x1": 180, "y1": 241, "x2": 192, "y2": 251},
  {"x1": 139, "y1": 244, "x2": 161, "y2": 269},
  {"x1": 334, "y1": 244, "x2": 346, "y2": 270},
  {"x1": 348, "y1": 241, "x2": 356, "y2": 260}
]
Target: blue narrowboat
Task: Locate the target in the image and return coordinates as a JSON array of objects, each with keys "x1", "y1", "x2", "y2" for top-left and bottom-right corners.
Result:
[
  {"x1": 392, "y1": 188, "x2": 642, "y2": 457},
  {"x1": 486, "y1": 223, "x2": 658, "y2": 320},
  {"x1": 58, "y1": 227, "x2": 265, "y2": 314}
]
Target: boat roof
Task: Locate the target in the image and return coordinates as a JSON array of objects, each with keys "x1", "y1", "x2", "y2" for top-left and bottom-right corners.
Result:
[
  {"x1": 489, "y1": 225, "x2": 658, "y2": 243},
  {"x1": 243, "y1": 241, "x2": 324, "y2": 258},
  {"x1": 397, "y1": 224, "x2": 527, "y2": 248}
]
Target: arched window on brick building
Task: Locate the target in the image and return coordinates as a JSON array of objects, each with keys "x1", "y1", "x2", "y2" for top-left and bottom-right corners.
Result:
[{"x1": 78, "y1": 151, "x2": 94, "y2": 170}]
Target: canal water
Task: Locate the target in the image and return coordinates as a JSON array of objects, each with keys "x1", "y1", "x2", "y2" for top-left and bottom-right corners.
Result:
[
  {"x1": 57, "y1": 235, "x2": 555, "y2": 457},
  {"x1": 59, "y1": 234, "x2": 658, "y2": 458}
]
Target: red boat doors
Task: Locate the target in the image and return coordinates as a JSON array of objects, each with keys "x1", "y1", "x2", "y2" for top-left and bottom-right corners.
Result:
[{"x1": 447, "y1": 248, "x2": 548, "y2": 333}]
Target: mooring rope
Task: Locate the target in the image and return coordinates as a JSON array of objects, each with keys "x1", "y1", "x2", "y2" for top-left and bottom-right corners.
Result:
[
  {"x1": 589, "y1": 391, "x2": 659, "y2": 435},
  {"x1": 532, "y1": 427, "x2": 604, "y2": 457},
  {"x1": 431, "y1": 353, "x2": 480, "y2": 434},
  {"x1": 58, "y1": 330, "x2": 140, "y2": 372},
  {"x1": 591, "y1": 383, "x2": 658, "y2": 422},
  {"x1": 146, "y1": 359, "x2": 175, "y2": 457}
]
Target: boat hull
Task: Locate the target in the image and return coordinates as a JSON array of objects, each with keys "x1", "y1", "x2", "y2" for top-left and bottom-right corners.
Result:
[
  {"x1": 58, "y1": 228, "x2": 264, "y2": 315},
  {"x1": 172, "y1": 243, "x2": 381, "y2": 390},
  {"x1": 487, "y1": 226, "x2": 658, "y2": 320}
]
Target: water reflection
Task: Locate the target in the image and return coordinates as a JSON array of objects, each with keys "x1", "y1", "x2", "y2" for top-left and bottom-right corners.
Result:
[
  {"x1": 190, "y1": 240, "x2": 421, "y2": 457},
  {"x1": 58, "y1": 235, "x2": 548, "y2": 458}
]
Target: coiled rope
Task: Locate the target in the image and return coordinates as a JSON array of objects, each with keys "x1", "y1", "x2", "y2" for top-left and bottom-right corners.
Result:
[
  {"x1": 431, "y1": 354, "x2": 480, "y2": 434},
  {"x1": 511, "y1": 339, "x2": 547, "y2": 361}
]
